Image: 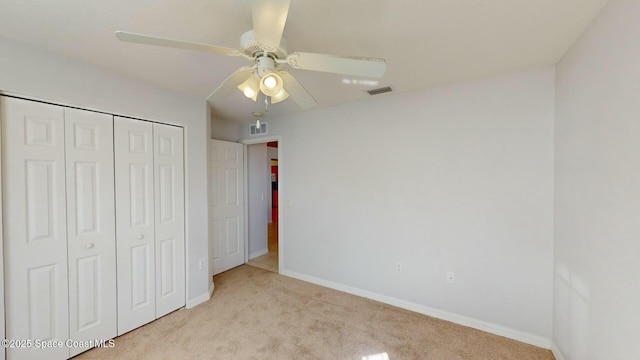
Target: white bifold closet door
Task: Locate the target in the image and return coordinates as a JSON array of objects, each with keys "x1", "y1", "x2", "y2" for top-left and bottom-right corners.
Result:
[
  {"x1": 64, "y1": 108, "x2": 117, "y2": 357},
  {"x1": 153, "y1": 123, "x2": 185, "y2": 318},
  {"x1": 115, "y1": 117, "x2": 184, "y2": 335},
  {"x1": 114, "y1": 117, "x2": 155, "y2": 335},
  {"x1": 2, "y1": 98, "x2": 118, "y2": 360},
  {"x1": 2, "y1": 98, "x2": 70, "y2": 360}
]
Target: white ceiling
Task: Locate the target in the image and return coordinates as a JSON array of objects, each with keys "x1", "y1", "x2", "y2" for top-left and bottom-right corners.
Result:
[{"x1": 0, "y1": 0, "x2": 606, "y2": 122}]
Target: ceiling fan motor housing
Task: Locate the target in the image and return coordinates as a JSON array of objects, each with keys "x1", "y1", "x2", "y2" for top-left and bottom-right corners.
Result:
[
  {"x1": 257, "y1": 56, "x2": 276, "y2": 77},
  {"x1": 240, "y1": 30, "x2": 288, "y2": 60}
]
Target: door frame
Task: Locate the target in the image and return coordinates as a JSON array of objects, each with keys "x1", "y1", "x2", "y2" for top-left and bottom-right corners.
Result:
[{"x1": 240, "y1": 136, "x2": 283, "y2": 272}]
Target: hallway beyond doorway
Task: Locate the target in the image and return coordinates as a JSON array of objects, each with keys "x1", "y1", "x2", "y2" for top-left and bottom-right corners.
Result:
[{"x1": 247, "y1": 249, "x2": 278, "y2": 273}]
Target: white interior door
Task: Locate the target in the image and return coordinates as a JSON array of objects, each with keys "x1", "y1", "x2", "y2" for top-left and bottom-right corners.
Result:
[
  {"x1": 153, "y1": 123, "x2": 185, "y2": 318},
  {"x1": 64, "y1": 108, "x2": 117, "y2": 356},
  {"x1": 1, "y1": 97, "x2": 70, "y2": 360},
  {"x1": 210, "y1": 139, "x2": 245, "y2": 275},
  {"x1": 114, "y1": 117, "x2": 155, "y2": 335}
]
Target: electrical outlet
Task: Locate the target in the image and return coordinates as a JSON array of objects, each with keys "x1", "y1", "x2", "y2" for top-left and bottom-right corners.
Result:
[
  {"x1": 446, "y1": 272, "x2": 455, "y2": 284},
  {"x1": 396, "y1": 262, "x2": 403, "y2": 273},
  {"x1": 198, "y1": 259, "x2": 206, "y2": 270}
]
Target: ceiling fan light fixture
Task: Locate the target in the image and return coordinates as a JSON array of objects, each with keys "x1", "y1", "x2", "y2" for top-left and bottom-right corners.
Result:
[
  {"x1": 259, "y1": 71, "x2": 284, "y2": 97},
  {"x1": 270, "y1": 88, "x2": 289, "y2": 104},
  {"x1": 244, "y1": 87, "x2": 257, "y2": 99},
  {"x1": 116, "y1": 0, "x2": 387, "y2": 113},
  {"x1": 263, "y1": 75, "x2": 277, "y2": 89},
  {"x1": 237, "y1": 75, "x2": 259, "y2": 101}
]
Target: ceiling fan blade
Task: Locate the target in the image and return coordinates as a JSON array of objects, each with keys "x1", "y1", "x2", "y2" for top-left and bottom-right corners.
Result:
[
  {"x1": 252, "y1": 0, "x2": 290, "y2": 51},
  {"x1": 115, "y1": 31, "x2": 245, "y2": 57},
  {"x1": 207, "y1": 67, "x2": 255, "y2": 103},
  {"x1": 279, "y1": 70, "x2": 318, "y2": 110},
  {"x1": 286, "y1": 52, "x2": 387, "y2": 78}
]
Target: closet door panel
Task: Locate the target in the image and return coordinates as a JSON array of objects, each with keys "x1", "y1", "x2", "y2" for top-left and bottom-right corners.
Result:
[
  {"x1": 1, "y1": 97, "x2": 69, "y2": 360},
  {"x1": 64, "y1": 108, "x2": 117, "y2": 357},
  {"x1": 114, "y1": 117, "x2": 156, "y2": 335},
  {"x1": 153, "y1": 123, "x2": 185, "y2": 318}
]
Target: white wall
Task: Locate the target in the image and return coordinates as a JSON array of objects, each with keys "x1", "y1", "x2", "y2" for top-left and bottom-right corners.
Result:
[
  {"x1": 0, "y1": 36, "x2": 211, "y2": 305},
  {"x1": 247, "y1": 143, "x2": 270, "y2": 258},
  {"x1": 241, "y1": 67, "x2": 555, "y2": 345},
  {"x1": 267, "y1": 146, "x2": 278, "y2": 161},
  {"x1": 211, "y1": 116, "x2": 240, "y2": 142},
  {"x1": 554, "y1": 0, "x2": 640, "y2": 359}
]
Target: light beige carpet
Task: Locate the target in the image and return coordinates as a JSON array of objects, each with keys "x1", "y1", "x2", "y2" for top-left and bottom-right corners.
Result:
[{"x1": 75, "y1": 265, "x2": 554, "y2": 360}]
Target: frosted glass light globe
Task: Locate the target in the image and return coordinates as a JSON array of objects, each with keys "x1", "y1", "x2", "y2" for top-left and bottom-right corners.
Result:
[
  {"x1": 263, "y1": 75, "x2": 277, "y2": 89},
  {"x1": 243, "y1": 88, "x2": 256, "y2": 98}
]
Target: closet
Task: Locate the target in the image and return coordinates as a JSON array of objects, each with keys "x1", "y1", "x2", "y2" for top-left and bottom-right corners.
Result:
[
  {"x1": 114, "y1": 117, "x2": 185, "y2": 335},
  {"x1": 1, "y1": 96, "x2": 185, "y2": 360}
]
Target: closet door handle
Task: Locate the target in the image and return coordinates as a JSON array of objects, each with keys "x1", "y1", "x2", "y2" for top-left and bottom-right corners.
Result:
[
  {"x1": 137, "y1": 234, "x2": 145, "y2": 240},
  {"x1": 85, "y1": 243, "x2": 95, "y2": 249}
]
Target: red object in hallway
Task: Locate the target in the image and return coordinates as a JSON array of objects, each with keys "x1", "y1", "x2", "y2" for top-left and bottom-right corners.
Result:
[{"x1": 271, "y1": 159, "x2": 278, "y2": 223}]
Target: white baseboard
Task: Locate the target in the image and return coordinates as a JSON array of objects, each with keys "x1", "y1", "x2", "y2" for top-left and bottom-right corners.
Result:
[
  {"x1": 551, "y1": 343, "x2": 566, "y2": 360},
  {"x1": 249, "y1": 248, "x2": 268, "y2": 260},
  {"x1": 186, "y1": 282, "x2": 215, "y2": 309},
  {"x1": 280, "y1": 269, "x2": 551, "y2": 350}
]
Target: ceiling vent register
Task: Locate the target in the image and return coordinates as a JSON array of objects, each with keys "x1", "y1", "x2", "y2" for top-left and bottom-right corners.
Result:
[
  {"x1": 250, "y1": 122, "x2": 268, "y2": 135},
  {"x1": 366, "y1": 86, "x2": 393, "y2": 96}
]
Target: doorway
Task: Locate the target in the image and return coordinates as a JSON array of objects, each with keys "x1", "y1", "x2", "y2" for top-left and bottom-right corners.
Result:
[
  {"x1": 245, "y1": 139, "x2": 280, "y2": 273},
  {"x1": 268, "y1": 142, "x2": 279, "y2": 253}
]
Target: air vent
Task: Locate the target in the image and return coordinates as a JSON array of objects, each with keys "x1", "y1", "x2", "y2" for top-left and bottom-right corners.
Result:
[
  {"x1": 250, "y1": 122, "x2": 268, "y2": 135},
  {"x1": 366, "y1": 86, "x2": 393, "y2": 96}
]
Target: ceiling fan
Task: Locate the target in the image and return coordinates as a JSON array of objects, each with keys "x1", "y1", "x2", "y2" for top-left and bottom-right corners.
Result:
[{"x1": 115, "y1": 0, "x2": 386, "y2": 110}]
